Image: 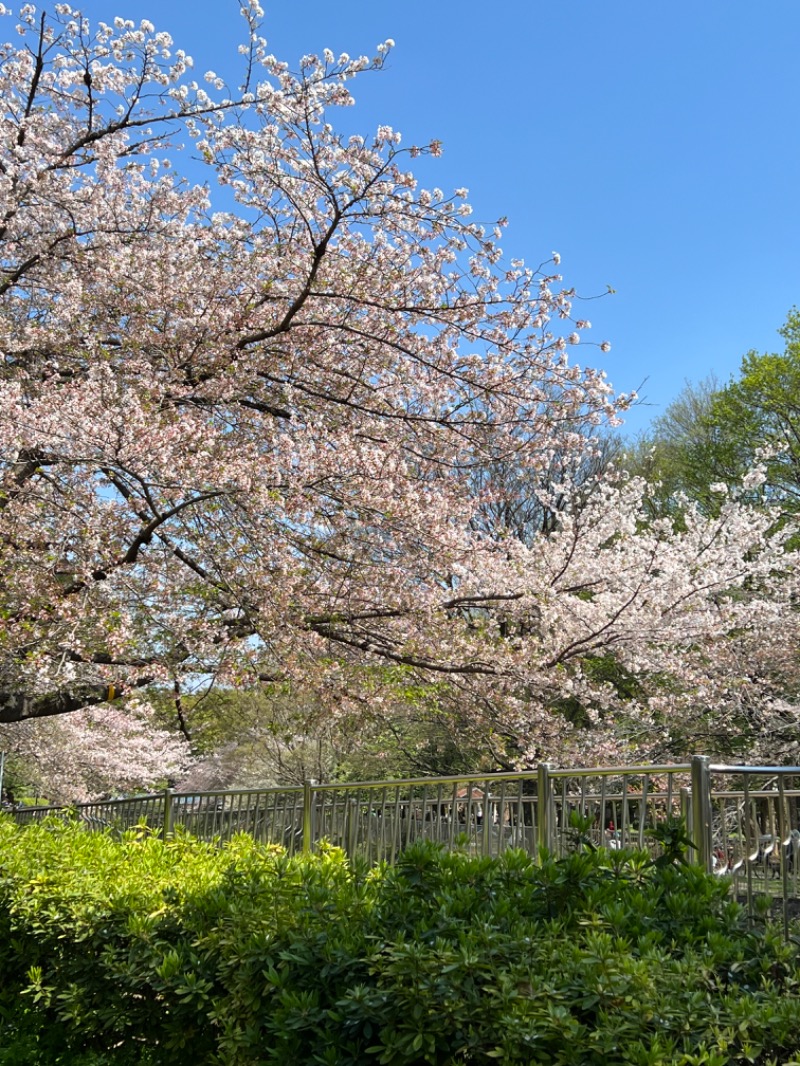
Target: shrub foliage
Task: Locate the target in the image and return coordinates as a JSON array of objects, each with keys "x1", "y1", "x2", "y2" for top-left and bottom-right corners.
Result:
[{"x1": 1, "y1": 817, "x2": 800, "y2": 1065}]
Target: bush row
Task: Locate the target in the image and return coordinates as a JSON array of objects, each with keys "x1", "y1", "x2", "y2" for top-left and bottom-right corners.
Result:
[{"x1": 1, "y1": 817, "x2": 800, "y2": 1065}]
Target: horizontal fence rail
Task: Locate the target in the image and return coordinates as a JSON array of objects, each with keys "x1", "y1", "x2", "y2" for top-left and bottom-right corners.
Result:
[{"x1": 8, "y1": 757, "x2": 800, "y2": 933}]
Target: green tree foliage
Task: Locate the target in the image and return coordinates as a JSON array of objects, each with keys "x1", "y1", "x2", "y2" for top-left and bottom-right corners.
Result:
[
  {"x1": 628, "y1": 375, "x2": 728, "y2": 517},
  {"x1": 630, "y1": 309, "x2": 800, "y2": 518},
  {"x1": 166, "y1": 678, "x2": 523, "y2": 787},
  {"x1": 711, "y1": 308, "x2": 800, "y2": 511}
]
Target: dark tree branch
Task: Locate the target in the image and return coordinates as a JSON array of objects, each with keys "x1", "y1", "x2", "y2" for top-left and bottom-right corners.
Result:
[{"x1": 0, "y1": 676, "x2": 153, "y2": 724}]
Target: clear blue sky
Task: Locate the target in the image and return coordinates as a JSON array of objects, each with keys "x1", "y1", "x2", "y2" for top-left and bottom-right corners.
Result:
[{"x1": 70, "y1": 0, "x2": 800, "y2": 435}]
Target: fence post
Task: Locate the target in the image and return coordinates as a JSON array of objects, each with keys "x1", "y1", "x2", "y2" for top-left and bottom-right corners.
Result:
[
  {"x1": 302, "y1": 779, "x2": 316, "y2": 855},
  {"x1": 690, "y1": 755, "x2": 713, "y2": 872},
  {"x1": 481, "y1": 784, "x2": 492, "y2": 857},
  {"x1": 347, "y1": 798, "x2": 359, "y2": 858},
  {"x1": 162, "y1": 787, "x2": 174, "y2": 842},
  {"x1": 537, "y1": 762, "x2": 553, "y2": 856},
  {"x1": 680, "y1": 786, "x2": 692, "y2": 854}
]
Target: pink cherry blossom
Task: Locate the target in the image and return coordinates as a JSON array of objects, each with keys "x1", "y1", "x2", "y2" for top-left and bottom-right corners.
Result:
[{"x1": 0, "y1": 4, "x2": 795, "y2": 791}]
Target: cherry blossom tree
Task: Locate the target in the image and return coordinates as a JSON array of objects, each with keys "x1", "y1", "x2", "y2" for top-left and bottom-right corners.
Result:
[
  {"x1": 0, "y1": 699, "x2": 191, "y2": 802},
  {"x1": 0, "y1": 3, "x2": 796, "y2": 778}
]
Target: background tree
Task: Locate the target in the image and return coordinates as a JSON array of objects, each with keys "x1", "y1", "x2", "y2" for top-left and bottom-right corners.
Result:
[
  {"x1": 0, "y1": 701, "x2": 190, "y2": 802},
  {"x1": 709, "y1": 308, "x2": 800, "y2": 512},
  {"x1": 627, "y1": 376, "x2": 727, "y2": 516},
  {"x1": 629, "y1": 310, "x2": 800, "y2": 517},
  {"x1": 174, "y1": 681, "x2": 488, "y2": 787},
  {"x1": 470, "y1": 431, "x2": 624, "y2": 542}
]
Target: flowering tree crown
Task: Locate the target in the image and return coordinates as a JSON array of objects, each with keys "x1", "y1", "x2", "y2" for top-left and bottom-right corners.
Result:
[{"x1": 0, "y1": 5, "x2": 794, "y2": 790}]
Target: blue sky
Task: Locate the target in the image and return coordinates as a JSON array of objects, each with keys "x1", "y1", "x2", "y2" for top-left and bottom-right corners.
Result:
[{"x1": 69, "y1": 0, "x2": 800, "y2": 435}]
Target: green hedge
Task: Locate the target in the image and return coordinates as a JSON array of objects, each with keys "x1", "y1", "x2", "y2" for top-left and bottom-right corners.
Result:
[{"x1": 1, "y1": 817, "x2": 800, "y2": 1065}]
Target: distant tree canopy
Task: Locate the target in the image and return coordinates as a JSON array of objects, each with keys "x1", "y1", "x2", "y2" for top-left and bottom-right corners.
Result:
[{"x1": 629, "y1": 309, "x2": 800, "y2": 518}]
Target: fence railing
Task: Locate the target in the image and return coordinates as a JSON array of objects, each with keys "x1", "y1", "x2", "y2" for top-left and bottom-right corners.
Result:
[
  {"x1": 9, "y1": 756, "x2": 800, "y2": 933},
  {"x1": 8, "y1": 762, "x2": 692, "y2": 859}
]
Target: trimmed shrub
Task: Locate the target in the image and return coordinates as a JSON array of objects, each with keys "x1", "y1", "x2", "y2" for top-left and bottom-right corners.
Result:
[{"x1": 1, "y1": 817, "x2": 800, "y2": 1065}]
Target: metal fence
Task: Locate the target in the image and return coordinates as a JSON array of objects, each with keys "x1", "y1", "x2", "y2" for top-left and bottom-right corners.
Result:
[
  {"x1": 9, "y1": 756, "x2": 800, "y2": 933},
  {"x1": 9, "y1": 763, "x2": 690, "y2": 859}
]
